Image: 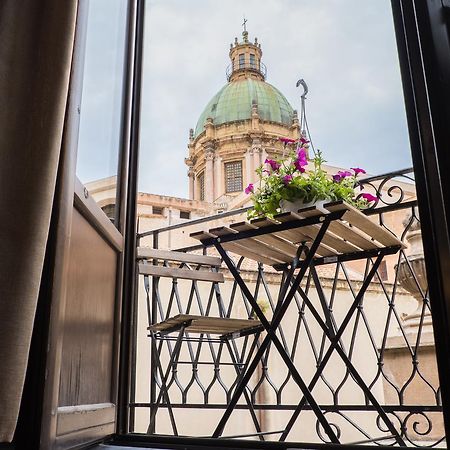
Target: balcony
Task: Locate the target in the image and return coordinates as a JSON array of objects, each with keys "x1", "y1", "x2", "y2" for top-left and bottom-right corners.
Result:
[
  {"x1": 129, "y1": 169, "x2": 445, "y2": 447},
  {"x1": 226, "y1": 61, "x2": 268, "y2": 81}
]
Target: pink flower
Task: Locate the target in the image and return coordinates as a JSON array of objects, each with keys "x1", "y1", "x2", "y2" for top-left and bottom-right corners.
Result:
[
  {"x1": 297, "y1": 148, "x2": 308, "y2": 165},
  {"x1": 332, "y1": 170, "x2": 352, "y2": 183},
  {"x1": 265, "y1": 158, "x2": 281, "y2": 172},
  {"x1": 351, "y1": 167, "x2": 366, "y2": 176},
  {"x1": 279, "y1": 137, "x2": 296, "y2": 144},
  {"x1": 245, "y1": 183, "x2": 254, "y2": 194},
  {"x1": 293, "y1": 160, "x2": 306, "y2": 172},
  {"x1": 282, "y1": 174, "x2": 293, "y2": 185},
  {"x1": 361, "y1": 193, "x2": 378, "y2": 202},
  {"x1": 293, "y1": 148, "x2": 308, "y2": 172},
  {"x1": 300, "y1": 136, "x2": 310, "y2": 144}
]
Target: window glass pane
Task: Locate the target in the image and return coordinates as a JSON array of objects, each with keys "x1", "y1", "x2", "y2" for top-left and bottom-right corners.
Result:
[
  {"x1": 225, "y1": 161, "x2": 243, "y2": 193},
  {"x1": 239, "y1": 53, "x2": 245, "y2": 68},
  {"x1": 199, "y1": 172, "x2": 205, "y2": 200},
  {"x1": 76, "y1": 0, "x2": 127, "y2": 226}
]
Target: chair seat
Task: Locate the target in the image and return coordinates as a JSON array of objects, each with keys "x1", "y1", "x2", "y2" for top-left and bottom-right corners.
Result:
[{"x1": 149, "y1": 314, "x2": 262, "y2": 336}]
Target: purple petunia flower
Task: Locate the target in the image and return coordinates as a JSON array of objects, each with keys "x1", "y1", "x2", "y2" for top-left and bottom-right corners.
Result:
[
  {"x1": 245, "y1": 183, "x2": 254, "y2": 195},
  {"x1": 333, "y1": 170, "x2": 353, "y2": 182},
  {"x1": 293, "y1": 148, "x2": 308, "y2": 173},
  {"x1": 338, "y1": 170, "x2": 353, "y2": 178},
  {"x1": 293, "y1": 160, "x2": 306, "y2": 173},
  {"x1": 279, "y1": 137, "x2": 297, "y2": 144},
  {"x1": 282, "y1": 174, "x2": 293, "y2": 185},
  {"x1": 351, "y1": 167, "x2": 366, "y2": 176},
  {"x1": 297, "y1": 148, "x2": 308, "y2": 165},
  {"x1": 265, "y1": 158, "x2": 281, "y2": 172},
  {"x1": 361, "y1": 193, "x2": 378, "y2": 202},
  {"x1": 300, "y1": 136, "x2": 310, "y2": 144}
]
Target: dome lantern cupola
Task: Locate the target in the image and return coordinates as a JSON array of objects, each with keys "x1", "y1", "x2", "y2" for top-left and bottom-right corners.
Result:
[{"x1": 227, "y1": 27, "x2": 266, "y2": 82}]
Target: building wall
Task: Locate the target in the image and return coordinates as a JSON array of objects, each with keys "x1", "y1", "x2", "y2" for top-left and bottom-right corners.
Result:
[{"x1": 186, "y1": 114, "x2": 300, "y2": 205}]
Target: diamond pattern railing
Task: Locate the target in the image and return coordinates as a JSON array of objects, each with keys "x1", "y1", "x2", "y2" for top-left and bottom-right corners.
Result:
[{"x1": 130, "y1": 169, "x2": 445, "y2": 447}]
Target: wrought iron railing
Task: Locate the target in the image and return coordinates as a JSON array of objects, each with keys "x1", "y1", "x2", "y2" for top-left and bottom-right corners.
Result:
[
  {"x1": 226, "y1": 61, "x2": 267, "y2": 81},
  {"x1": 131, "y1": 168, "x2": 445, "y2": 447}
]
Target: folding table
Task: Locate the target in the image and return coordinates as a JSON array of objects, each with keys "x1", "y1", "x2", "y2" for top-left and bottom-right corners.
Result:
[{"x1": 188, "y1": 200, "x2": 406, "y2": 445}]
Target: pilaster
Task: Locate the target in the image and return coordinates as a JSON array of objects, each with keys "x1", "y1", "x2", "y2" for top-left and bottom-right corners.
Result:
[
  {"x1": 252, "y1": 138, "x2": 262, "y2": 183},
  {"x1": 251, "y1": 100, "x2": 260, "y2": 130},
  {"x1": 213, "y1": 154, "x2": 222, "y2": 200},
  {"x1": 204, "y1": 143, "x2": 215, "y2": 203},
  {"x1": 187, "y1": 166, "x2": 195, "y2": 200},
  {"x1": 245, "y1": 147, "x2": 254, "y2": 186}
]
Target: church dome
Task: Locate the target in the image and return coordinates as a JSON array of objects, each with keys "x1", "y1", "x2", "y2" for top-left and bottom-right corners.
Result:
[
  {"x1": 186, "y1": 29, "x2": 300, "y2": 206},
  {"x1": 194, "y1": 78, "x2": 295, "y2": 138}
]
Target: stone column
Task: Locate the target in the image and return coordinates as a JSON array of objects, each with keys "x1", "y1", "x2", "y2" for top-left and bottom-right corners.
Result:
[
  {"x1": 214, "y1": 155, "x2": 222, "y2": 200},
  {"x1": 261, "y1": 147, "x2": 268, "y2": 167},
  {"x1": 185, "y1": 156, "x2": 194, "y2": 199},
  {"x1": 193, "y1": 175, "x2": 198, "y2": 200},
  {"x1": 245, "y1": 147, "x2": 253, "y2": 187},
  {"x1": 187, "y1": 166, "x2": 195, "y2": 200},
  {"x1": 205, "y1": 145, "x2": 215, "y2": 203},
  {"x1": 252, "y1": 138, "x2": 262, "y2": 184}
]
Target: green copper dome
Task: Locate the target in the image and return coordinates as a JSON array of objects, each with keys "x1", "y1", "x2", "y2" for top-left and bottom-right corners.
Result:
[{"x1": 194, "y1": 78, "x2": 294, "y2": 138}]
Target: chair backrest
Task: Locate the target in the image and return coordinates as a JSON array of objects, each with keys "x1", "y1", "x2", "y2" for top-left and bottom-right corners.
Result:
[{"x1": 137, "y1": 247, "x2": 224, "y2": 283}]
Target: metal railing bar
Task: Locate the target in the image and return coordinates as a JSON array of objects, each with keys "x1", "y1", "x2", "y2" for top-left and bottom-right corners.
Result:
[
  {"x1": 345, "y1": 434, "x2": 396, "y2": 445},
  {"x1": 217, "y1": 430, "x2": 284, "y2": 439},
  {"x1": 359, "y1": 167, "x2": 413, "y2": 183},
  {"x1": 175, "y1": 360, "x2": 244, "y2": 366},
  {"x1": 138, "y1": 207, "x2": 249, "y2": 238},
  {"x1": 364, "y1": 199, "x2": 417, "y2": 216},
  {"x1": 129, "y1": 403, "x2": 443, "y2": 412}
]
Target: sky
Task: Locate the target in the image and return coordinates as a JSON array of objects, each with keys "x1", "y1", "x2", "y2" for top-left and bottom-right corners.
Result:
[
  {"x1": 77, "y1": 0, "x2": 128, "y2": 185},
  {"x1": 77, "y1": 0, "x2": 412, "y2": 198}
]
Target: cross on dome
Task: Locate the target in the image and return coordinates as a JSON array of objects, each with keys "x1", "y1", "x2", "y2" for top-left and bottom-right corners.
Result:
[{"x1": 242, "y1": 16, "x2": 249, "y2": 42}]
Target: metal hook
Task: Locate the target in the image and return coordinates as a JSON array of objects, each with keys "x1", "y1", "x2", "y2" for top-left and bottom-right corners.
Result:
[{"x1": 296, "y1": 78, "x2": 308, "y2": 99}]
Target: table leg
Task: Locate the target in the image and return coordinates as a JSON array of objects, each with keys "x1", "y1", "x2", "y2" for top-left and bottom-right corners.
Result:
[
  {"x1": 212, "y1": 218, "x2": 340, "y2": 443},
  {"x1": 280, "y1": 252, "x2": 406, "y2": 446}
]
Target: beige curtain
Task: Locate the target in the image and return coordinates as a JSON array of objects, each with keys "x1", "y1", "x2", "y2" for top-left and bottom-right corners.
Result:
[{"x1": 0, "y1": 0, "x2": 78, "y2": 442}]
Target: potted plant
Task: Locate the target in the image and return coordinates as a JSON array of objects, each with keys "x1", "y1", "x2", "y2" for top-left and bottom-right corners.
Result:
[{"x1": 245, "y1": 137, "x2": 377, "y2": 219}]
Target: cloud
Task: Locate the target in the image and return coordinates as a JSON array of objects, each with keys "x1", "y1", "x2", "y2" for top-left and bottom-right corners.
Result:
[
  {"x1": 138, "y1": 0, "x2": 411, "y2": 197},
  {"x1": 76, "y1": 0, "x2": 412, "y2": 196}
]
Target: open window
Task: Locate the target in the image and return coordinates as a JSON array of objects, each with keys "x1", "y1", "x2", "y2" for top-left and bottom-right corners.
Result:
[{"x1": 8, "y1": 1, "x2": 450, "y2": 449}]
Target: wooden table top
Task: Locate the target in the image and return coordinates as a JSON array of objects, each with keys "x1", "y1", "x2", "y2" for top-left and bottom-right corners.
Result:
[{"x1": 190, "y1": 201, "x2": 405, "y2": 266}]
